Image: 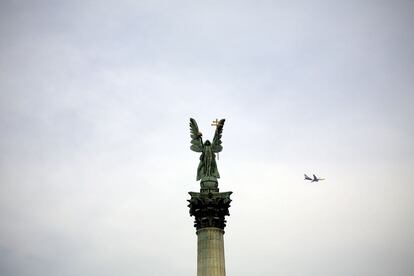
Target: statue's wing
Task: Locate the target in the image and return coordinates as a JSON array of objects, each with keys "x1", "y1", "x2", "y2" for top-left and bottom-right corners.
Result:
[
  {"x1": 190, "y1": 118, "x2": 203, "y2": 152},
  {"x1": 212, "y1": 119, "x2": 225, "y2": 153}
]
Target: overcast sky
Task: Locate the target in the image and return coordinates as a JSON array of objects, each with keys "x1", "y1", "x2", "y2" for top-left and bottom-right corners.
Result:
[{"x1": 0, "y1": 1, "x2": 413, "y2": 276}]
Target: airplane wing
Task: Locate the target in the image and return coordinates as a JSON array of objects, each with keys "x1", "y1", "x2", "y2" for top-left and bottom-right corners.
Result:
[{"x1": 313, "y1": 174, "x2": 318, "y2": 181}]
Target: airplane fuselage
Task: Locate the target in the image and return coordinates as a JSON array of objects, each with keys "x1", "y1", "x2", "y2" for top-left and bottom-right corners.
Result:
[{"x1": 304, "y1": 174, "x2": 324, "y2": 182}]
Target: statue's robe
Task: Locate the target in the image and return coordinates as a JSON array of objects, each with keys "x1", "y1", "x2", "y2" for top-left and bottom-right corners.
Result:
[{"x1": 197, "y1": 145, "x2": 220, "y2": 181}]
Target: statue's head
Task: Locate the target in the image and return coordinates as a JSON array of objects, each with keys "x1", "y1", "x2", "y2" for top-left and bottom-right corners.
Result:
[{"x1": 204, "y1": 140, "x2": 211, "y2": 146}]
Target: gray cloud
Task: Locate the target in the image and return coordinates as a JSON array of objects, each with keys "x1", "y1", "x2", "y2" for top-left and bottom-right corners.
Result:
[{"x1": 1, "y1": 1, "x2": 413, "y2": 275}]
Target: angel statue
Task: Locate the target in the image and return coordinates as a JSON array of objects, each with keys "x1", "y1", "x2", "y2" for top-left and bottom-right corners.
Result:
[{"x1": 190, "y1": 118, "x2": 225, "y2": 182}]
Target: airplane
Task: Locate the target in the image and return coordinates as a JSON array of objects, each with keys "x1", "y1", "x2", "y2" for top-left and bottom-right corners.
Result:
[{"x1": 304, "y1": 174, "x2": 325, "y2": 182}]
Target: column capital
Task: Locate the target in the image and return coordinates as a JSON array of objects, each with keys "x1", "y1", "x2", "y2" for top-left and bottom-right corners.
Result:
[{"x1": 188, "y1": 191, "x2": 232, "y2": 230}]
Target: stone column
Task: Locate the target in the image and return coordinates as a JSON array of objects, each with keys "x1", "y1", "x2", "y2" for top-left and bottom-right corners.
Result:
[
  {"x1": 197, "y1": 228, "x2": 226, "y2": 276},
  {"x1": 188, "y1": 179, "x2": 232, "y2": 276}
]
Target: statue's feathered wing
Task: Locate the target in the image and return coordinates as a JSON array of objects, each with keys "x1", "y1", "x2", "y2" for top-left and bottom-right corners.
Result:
[
  {"x1": 212, "y1": 119, "x2": 225, "y2": 153},
  {"x1": 190, "y1": 118, "x2": 203, "y2": 152}
]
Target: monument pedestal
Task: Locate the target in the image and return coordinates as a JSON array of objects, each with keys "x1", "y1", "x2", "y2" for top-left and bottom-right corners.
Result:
[{"x1": 188, "y1": 179, "x2": 232, "y2": 276}]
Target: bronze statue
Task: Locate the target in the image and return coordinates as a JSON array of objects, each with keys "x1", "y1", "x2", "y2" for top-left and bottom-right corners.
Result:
[
  {"x1": 189, "y1": 118, "x2": 225, "y2": 182},
  {"x1": 187, "y1": 118, "x2": 232, "y2": 231}
]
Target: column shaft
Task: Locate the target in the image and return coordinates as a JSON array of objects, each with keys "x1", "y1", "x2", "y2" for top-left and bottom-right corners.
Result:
[{"x1": 197, "y1": 228, "x2": 226, "y2": 276}]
